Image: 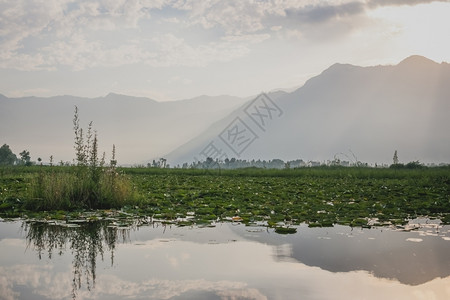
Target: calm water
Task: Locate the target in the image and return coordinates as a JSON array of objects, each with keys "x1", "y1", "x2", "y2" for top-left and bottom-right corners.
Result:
[{"x1": 1, "y1": 218, "x2": 449, "y2": 300}]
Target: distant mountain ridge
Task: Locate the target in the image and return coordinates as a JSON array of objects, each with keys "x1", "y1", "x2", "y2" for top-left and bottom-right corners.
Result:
[
  {"x1": 0, "y1": 93, "x2": 246, "y2": 164},
  {"x1": 166, "y1": 55, "x2": 450, "y2": 165},
  {"x1": 1, "y1": 55, "x2": 449, "y2": 166}
]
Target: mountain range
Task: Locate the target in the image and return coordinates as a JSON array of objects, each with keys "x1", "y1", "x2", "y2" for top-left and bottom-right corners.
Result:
[
  {"x1": 1, "y1": 55, "x2": 449, "y2": 166},
  {"x1": 0, "y1": 93, "x2": 246, "y2": 164},
  {"x1": 166, "y1": 55, "x2": 450, "y2": 166}
]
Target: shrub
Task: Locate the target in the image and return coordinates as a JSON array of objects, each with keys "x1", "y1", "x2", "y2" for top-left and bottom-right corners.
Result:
[
  {"x1": 405, "y1": 161, "x2": 424, "y2": 169},
  {"x1": 28, "y1": 107, "x2": 136, "y2": 210}
]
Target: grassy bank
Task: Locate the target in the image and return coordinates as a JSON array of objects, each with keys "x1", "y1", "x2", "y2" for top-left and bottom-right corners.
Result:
[{"x1": 1, "y1": 165, "x2": 449, "y2": 227}]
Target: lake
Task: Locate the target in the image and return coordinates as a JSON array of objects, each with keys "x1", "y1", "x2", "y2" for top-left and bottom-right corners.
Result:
[{"x1": 1, "y1": 218, "x2": 449, "y2": 300}]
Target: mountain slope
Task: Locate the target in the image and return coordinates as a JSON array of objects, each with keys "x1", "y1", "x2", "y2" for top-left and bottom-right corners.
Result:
[
  {"x1": 166, "y1": 56, "x2": 450, "y2": 165},
  {"x1": 0, "y1": 93, "x2": 245, "y2": 164}
]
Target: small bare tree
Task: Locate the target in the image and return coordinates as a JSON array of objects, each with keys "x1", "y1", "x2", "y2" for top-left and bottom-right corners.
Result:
[{"x1": 393, "y1": 150, "x2": 399, "y2": 165}]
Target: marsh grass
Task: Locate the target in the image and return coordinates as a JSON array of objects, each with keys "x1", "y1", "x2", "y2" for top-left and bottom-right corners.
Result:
[
  {"x1": 26, "y1": 107, "x2": 136, "y2": 210},
  {"x1": 1, "y1": 163, "x2": 449, "y2": 227},
  {"x1": 125, "y1": 165, "x2": 450, "y2": 227},
  {"x1": 27, "y1": 167, "x2": 136, "y2": 210}
]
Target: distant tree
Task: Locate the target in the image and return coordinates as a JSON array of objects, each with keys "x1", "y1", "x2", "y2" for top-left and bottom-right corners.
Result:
[
  {"x1": 393, "y1": 150, "x2": 399, "y2": 165},
  {"x1": 159, "y1": 158, "x2": 167, "y2": 168},
  {"x1": 110, "y1": 144, "x2": 117, "y2": 168},
  {"x1": 405, "y1": 161, "x2": 424, "y2": 169},
  {"x1": 19, "y1": 150, "x2": 32, "y2": 166},
  {"x1": 269, "y1": 159, "x2": 285, "y2": 169},
  {"x1": 0, "y1": 144, "x2": 17, "y2": 165}
]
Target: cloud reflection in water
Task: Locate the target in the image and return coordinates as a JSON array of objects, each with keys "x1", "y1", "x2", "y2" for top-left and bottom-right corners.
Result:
[{"x1": 0, "y1": 220, "x2": 449, "y2": 300}]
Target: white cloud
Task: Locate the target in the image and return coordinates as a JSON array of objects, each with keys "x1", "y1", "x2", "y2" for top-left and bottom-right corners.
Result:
[
  {"x1": 0, "y1": 0, "x2": 66, "y2": 67},
  {"x1": 270, "y1": 25, "x2": 282, "y2": 31},
  {"x1": 0, "y1": 263, "x2": 267, "y2": 300},
  {"x1": 0, "y1": 277, "x2": 19, "y2": 300},
  {"x1": 188, "y1": 1, "x2": 266, "y2": 35},
  {"x1": 221, "y1": 34, "x2": 271, "y2": 43},
  {"x1": 87, "y1": 276, "x2": 268, "y2": 299},
  {"x1": 1, "y1": 31, "x2": 251, "y2": 71},
  {"x1": 1, "y1": 0, "x2": 367, "y2": 71},
  {"x1": 1, "y1": 0, "x2": 450, "y2": 100},
  {"x1": 0, "y1": 0, "x2": 261, "y2": 71},
  {"x1": 367, "y1": 0, "x2": 450, "y2": 8},
  {"x1": 0, "y1": 0, "x2": 384, "y2": 71},
  {"x1": 0, "y1": 264, "x2": 73, "y2": 300},
  {"x1": 144, "y1": 33, "x2": 250, "y2": 67},
  {"x1": 0, "y1": 0, "x2": 165, "y2": 70}
]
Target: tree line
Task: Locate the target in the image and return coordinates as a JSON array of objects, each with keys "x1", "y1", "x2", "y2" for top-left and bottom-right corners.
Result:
[{"x1": 0, "y1": 144, "x2": 34, "y2": 166}]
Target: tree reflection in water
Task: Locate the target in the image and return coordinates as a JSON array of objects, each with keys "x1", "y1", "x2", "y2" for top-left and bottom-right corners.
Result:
[{"x1": 22, "y1": 220, "x2": 131, "y2": 299}]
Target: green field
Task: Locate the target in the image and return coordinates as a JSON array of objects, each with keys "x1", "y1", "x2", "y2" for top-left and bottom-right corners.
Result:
[{"x1": 1, "y1": 166, "x2": 449, "y2": 228}]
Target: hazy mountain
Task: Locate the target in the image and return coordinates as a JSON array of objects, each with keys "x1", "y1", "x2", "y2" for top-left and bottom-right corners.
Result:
[
  {"x1": 0, "y1": 93, "x2": 246, "y2": 164},
  {"x1": 2, "y1": 55, "x2": 448, "y2": 166},
  {"x1": 166, "y1": 55, "x2": 450, "y2": 165}
]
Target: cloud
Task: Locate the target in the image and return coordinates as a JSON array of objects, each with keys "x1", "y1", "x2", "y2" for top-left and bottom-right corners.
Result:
[
  {"x1": 1, "y1": 0, "x2": 449, "y2": 72},
  {"x1": 87, "y1": 276, "x2": 268, "y2": 299},
  {"x1": 146, "y1": 33, "x2": 251, "y2": 67},
  {"x1": 63, "y1": 0, "x2": 165, "y2": 30},
  {"x1": 171, "y1": 1, "x2": 367, "y2": 35},
  {"x1": 264, "y1": 2, "x2": 371, "y2": 42},
  {"x1": 0, "y1": 1, "x2": 359, "y2": 71},
  {"x1": 1, "y1": 264, "x2": 267, "y2": 300},
  {"x1": 0, "y1": 0, "x2": 257, "y2": 71},
  {"x1": 175, "y1": 0, "x2": 268, "y2": 35},
  {"x1": 221, "y1": 34, "x2": 271, "y2": 43},
  {"x1": 0, "y1": 264, "x2": 73, "y2": 300},
  {"x1": 170, "y1": 1, "x2": 372, "y2": 44},
  {"x1": 0, "y1": 275, "x2": 19, "y2": 300},
  {"x1": 284, "y1": 2, "x2": 366, "y2": 24},
  {"x1": 0, "y1": 0, "x2": 66, "y2": 67},
  {"x1": 367, "y1": 0, "x2": 450, "y2": 8},
  {"x1": 1, "y1": 31, "x2": 251, "y2": 71}
]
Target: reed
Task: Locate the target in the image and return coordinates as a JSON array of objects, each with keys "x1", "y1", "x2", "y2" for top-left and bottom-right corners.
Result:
[{"x1": 27, "y1": 107, "x2": 136, "y2": 210}]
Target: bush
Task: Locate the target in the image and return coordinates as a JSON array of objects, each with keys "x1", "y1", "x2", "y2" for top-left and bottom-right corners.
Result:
[
  {"x1": 27, "y1": 107, "x2": 136, "y2": 210},
  {"x1": 28, "y1": 167, "x2": 136, "y2": 210},
  {"x1": 405, "y1": 161, "x2": 424, "y2": 169},
  {"x1": 390, "y1": 161, "x2": 424, "y2": 169}
]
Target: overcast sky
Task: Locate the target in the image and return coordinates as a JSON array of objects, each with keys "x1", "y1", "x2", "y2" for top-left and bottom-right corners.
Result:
[{"x1": 1, "y1": 0, "x2": 450, "y2": 101}]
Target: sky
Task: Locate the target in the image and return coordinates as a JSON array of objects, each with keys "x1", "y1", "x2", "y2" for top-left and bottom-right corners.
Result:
[{"x1": 1, "y1": 0, "x2": 450, "y2": 101}]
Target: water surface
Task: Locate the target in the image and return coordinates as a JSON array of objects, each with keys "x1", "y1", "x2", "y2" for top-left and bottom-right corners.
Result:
[{"x1": 0, "y1": 219, "x2": 449, "y2": 300}]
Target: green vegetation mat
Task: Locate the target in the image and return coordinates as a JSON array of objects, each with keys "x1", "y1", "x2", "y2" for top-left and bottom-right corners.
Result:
[{"x1": 1, "y1": 166, "x2": 449, "y2": 228}]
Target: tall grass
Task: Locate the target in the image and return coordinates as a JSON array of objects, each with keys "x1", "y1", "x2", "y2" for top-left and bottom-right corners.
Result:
[{"x1": 27, "y1": 107, "x2": 136, "y2": 210}]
